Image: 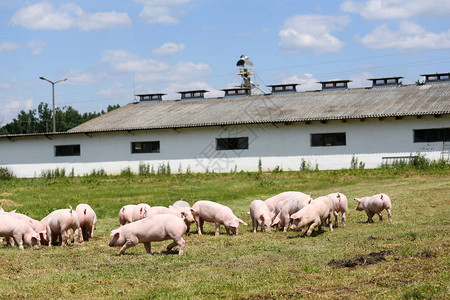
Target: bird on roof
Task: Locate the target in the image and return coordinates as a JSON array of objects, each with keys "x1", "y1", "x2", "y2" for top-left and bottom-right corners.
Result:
[{"x1": 236, "y1": 54, "x2": 247, "y2": 67}]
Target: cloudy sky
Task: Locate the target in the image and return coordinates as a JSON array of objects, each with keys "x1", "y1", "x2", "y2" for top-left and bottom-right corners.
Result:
[{"x1": 1, "y1": 0, "x2": 450, "y2": 124}]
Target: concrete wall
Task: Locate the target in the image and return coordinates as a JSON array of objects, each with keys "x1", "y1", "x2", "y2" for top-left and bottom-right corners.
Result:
[{"x1": 1, "y1": 115, "x2": 448, "y2": 177}]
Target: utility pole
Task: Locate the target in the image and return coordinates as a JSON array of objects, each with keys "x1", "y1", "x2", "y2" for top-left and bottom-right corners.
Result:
[{"x1": 39, "y1": 76, "x2": 67, "y2": 132}]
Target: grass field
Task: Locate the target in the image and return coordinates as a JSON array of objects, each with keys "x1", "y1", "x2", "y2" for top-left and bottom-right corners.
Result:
[{"x1": 0, "y1": 168, "x2": 449, "y2": 299}]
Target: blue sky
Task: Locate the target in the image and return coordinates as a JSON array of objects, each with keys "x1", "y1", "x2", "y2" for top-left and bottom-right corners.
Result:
[{"x1": 1, "y1": 0, "x2": 450, "y2": 124}]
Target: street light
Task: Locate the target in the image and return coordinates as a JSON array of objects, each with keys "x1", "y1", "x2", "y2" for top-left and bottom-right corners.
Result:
[{"x1": 39, "y1": 76, "x2": 67, "y2": 133}]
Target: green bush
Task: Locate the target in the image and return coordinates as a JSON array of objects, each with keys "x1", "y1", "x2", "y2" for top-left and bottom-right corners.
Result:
[{"x1": 0, "y1": 167, "x2": 14, "y2": 180}]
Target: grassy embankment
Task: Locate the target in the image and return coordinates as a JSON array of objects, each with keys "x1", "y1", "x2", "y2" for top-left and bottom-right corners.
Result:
[{"x1": 0, "y1": 168, "x2": 448, "y2": 299}]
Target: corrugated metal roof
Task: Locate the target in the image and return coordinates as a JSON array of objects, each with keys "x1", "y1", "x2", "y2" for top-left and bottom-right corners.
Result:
[{"x1": 68, "y1": 84, "x2": 450, "y2": 133}]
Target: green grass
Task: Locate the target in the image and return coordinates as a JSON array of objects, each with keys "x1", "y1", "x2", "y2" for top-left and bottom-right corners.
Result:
[{"x1": 0, "y1": 169, "x2": 449, "y2": 299}]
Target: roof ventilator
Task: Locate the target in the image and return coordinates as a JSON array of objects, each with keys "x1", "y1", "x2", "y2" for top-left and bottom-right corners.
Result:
[
  {"x1": 367, "y1": 77, "x2": 403, "y2": 88},
  {"x1": 136, "y1": 93, "x2": 166, "y2": 102},
  {"x1": 177, "y1": 90, "x2": 209, "y2": 101},
  {"x1": 318, "y1": 80, "x2": 351, "y2": 91},
  {"x1": 267, "y1": 83, "x2": 299, "y2": 94},
  {"x1": 420, "y1": 73, "x2": 450, "y2": 85}
]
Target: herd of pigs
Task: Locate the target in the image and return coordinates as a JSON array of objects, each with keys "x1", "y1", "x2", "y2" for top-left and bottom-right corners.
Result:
[{"x1": 0, "y1": 191, "x2": 392, "y2": 255}]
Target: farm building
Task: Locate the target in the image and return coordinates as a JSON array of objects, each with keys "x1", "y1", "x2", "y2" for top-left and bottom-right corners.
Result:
[{"x1": 1, "y1": 72, "x2": 449, "y2": 178}]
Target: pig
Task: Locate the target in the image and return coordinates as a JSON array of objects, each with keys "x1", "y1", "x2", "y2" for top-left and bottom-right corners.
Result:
[
  {"x1": 248, "y1": 200, "x2": 273, "y2": 233},
  {"x1": 0, "y1": 208, "x2": 40, "y2": 230},
  {"x1": 76, "y1": 204, "x2": 97, "y2": 242},
  {"x1": 355, "y1": 193, "x2": 392, "y2": 223},
  {"x1": 172, "y1": 200, "x2": 191, "y2": 208},
  {"x1": 143, "y1": 205, "x2": 195, "y2": 233},
  {"x1": 45, "y1": 206, "x2": 81, "y2": 247},
  {"x1": 119, "y1": 204, "x2": 137, "y2": 226},
  {"x1": 34, "y1": 214, "x2": 52, "y2": 246},
  {"x1": 109, "y1": 214, "x2": 188, "y2": 255},
  {"x1": 271, "y1": 194, "x2": 312, "y2": 232},
  {"x1": 131, "y1": 203, "x2": 151, "y2": 222},
  {"x1": 290, "y1": 196, "x2": 333, "y2": 236},
  {"x1": 264, "y1": 191, "x2": 309, "y2": 213},
  {"x1": 0, "y1": 214, "x2": 40, "y2": 249},
  {"x1": 191, "y1": 200, "x2": 247, "y2": 236},
  {"x1": 327, "y1": 192, "x2": 348, "y2": 227}
]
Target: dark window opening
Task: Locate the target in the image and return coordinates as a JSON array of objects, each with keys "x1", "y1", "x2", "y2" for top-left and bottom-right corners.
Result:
[
  {"x1": 414, "y1": 128, "x2": 450, "y2": 143},
  {"x1": 131, "y1": 141, "x2": 160, "y2": 153},
  {"x1": 216, "y1": 137, "x2": 249, "y2": 150},
  {"x1": 311, "y1": 133, "x2": 346, "y2": 147},
  {"x1": 55, "y1": 145, "x2": 80, "y2": 157}
]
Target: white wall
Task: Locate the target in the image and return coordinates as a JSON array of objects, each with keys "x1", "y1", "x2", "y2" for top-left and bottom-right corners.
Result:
[{"x1": 1, "y1": 115, "x2": 447, "y2": 177}]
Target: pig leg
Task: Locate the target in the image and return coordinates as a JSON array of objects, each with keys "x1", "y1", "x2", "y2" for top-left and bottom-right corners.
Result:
[
  {"x1": 167, "y1": 236, "x2": 185, "y2": 255},
  {"x1": 377, "y1": 212, "x2": 383, "y2": 221},
  {"x1": 387, "y1": 208, "x2": 392, "y2": 222},
  {"x1": 333, "y1": 211, "x2": 339, "y2": 227},
  {"x1": 196, "y1": 218, "x2": 204, "y2": 235},
  {"x1": 13, "y1": 234, "x2": 24, "y2": 250},
  {"x1": 119, "y1": 237, "x2": 138, "y2": 255},
  {"x1": 251, "y1": 216, "x2": 257, "y2": 233},
  {"x1": 342, "y1": 212, "x2": 346, "y2": 228},
  {"x1": 61, "y1": 230, "x2": 69, "y2": 247},
  {"x1": 366, "y1": 211, "x2": 375, "y2": 223},
  {"x1": 328, "y1": 216, "x2": 333, "y2": 232},
  {"x1": 307, "y1": 219, "x2": 321, "y2": 236},
  {"x1": 8, "y1": 237, "x2": 15, "y2": 247},
  {"x1": 144, "y1": 242, "x2": 151, "y2": 254},
  {"x1": 215, "y1": 222, "x2": 221, "y2": 236}
]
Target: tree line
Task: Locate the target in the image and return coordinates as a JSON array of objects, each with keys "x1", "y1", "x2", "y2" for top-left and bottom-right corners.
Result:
[{"x1": 0, "y1": 102, "x2": 120, "y2": 135}]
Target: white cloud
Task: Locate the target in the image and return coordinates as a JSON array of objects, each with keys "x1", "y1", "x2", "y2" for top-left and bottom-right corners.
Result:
[
  {"x1": 152, "y1": 43, "x2": 185, "y2": 56},
  {"x1": 101, "y1": 50, "x2": 212, "y2": 83},
  {"x1": 281, "y1": 73, "x2": 320, "y2": 91},
  {"x1": 358, "y1": 22, "x2": 450, "y2": 52},
  {"x1": 279, "y1": 15, "x2": 351, "y2": 55},
  {"x1": 341, "y1": 0, "x2": 450, "y2": 19},
  {"x1": 135, "y1": 0, "x2": 189, "y2": 24},
  {"x1": 0, "y1": 42, "x2": 21, "y2": 53},
  {"x1": 26, "y1": 40, "x2": 46, "y2": 56},
  {"x1": 10, "y1": 1, "x2": 131, "y2": 31},
  {"x1": 2, "y1": 97, "x2": 34, "y2": 121}
]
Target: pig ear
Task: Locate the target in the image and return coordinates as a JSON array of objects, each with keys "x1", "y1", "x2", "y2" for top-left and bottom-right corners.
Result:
[
  {"x1": 32, "y1": 232, "x2": 41, "y2": 241},
  {"x1": 354, "y1": 198, "x2": 361, "y2": 202},
  {"x1": 237, "y1": 218, "x2": 247, "y2": 226},
  {"x1": 10, "y1": 209, "x2": 17, "y2": 213},
  {"x1": 110, "y1": 229, "x2": 120, "y2": 237}
]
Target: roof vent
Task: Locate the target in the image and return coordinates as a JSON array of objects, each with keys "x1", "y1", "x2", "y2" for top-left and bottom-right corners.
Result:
[
  {"x1": 267, "y1": 83, "x2": 299, "y2": 94},
  {"x1": 221, "y1": 87, "x2": 250, "y2": 98},
  {"x1": 420, "y1": 73, "x2": 450, "y2": 85},
  {"x1": 177, "y1": 90, "x2": 209, "y2": 101},
  {"x1": 367, "y1": 77, "x2": 403, "y2": 88},
  {"x1": 318, "y1": 80, "x2": 351, "y2": 91},
  {"x1": 136, "y1": 93, "x2": 166, "y2": 102}
]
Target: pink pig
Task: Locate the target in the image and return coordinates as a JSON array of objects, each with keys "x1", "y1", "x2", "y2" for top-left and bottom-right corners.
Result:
[
  {"x1": 2, "y1": 209, "x2": 40, "y2": 230},
  {"x1": 45, "y1": 207, "x2": 81, "y2": 247},
  {"x1": 143, "y1": 206, "x2": 195, "y2": 233},
  {"x1": 119, "y1": 204, "x2": 136, "y2": 226},
  {"x1": 109, "y1": 214, "x2": 188, "y2": 255},
  {"x1": 76, "y1": 204, "x2": 97, "y2": 242},
  {"x1": 327, "y1": 192, "x2": 348, "y2": 227},
  {"x1": 190, "y1": 200, "x2": 247, "y2": 236},
  {"x1": 264, "y1": 191, "x2": 309, "y2": 213},
  {"x1": 355, "y1": 193, "x2": 392, "y2": 223},
  {"x1": 0, "y1": 214, "x2": 40, "y2": 249},
  {"x1": 131, "y1": 203, "x2": 151, "y2": 222},
  {"x1": 272, "y1": 194, "x2": 312, "y2": 232},
  {"x1": 249, "y1": 200, "x2": 273, "y2": 233},
  {"x1": 290, "y1": 196, "x2": 333, "y2": 236}
]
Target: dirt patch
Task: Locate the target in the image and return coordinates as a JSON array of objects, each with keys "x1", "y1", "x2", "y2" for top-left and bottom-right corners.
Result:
[
  {"x1": 328, "y1": 250, "x2": 394, "y2": 268},
  {"x1": 0, "y1": 199, "x2": 22, "y2": 207},
  {"x1": 0, "y1": 192, "x2": 15, "y2": 197},
  {"x1": 168, "y1": 185, "x2": 183, "y2": 190},
  {"x1": 415, "y1": 251, "x2": 436, "y2": 258}
]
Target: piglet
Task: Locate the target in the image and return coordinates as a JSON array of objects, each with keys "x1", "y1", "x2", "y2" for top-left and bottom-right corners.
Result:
[
  {"x1": 272, "y1": 194, "x2": 312, "y2": 232},
  {"x1": 327, "y1": 192, "x2": 348, "y2": 227},
  {"x1": 0, "y1": 214, "x2": 40, "y2": 249},
  {"x1": 290, "y1": 196, "x2": 333, "y2": 236},
  {"x1": 249, "y1": 200, "x2": 273, "y2": 233},
  {"x1": 355, "y1": 193, "x2": 392, "y2": 223},
  {"x1": 109, "y1": 214, "x2": 187, "y2": 255},
  {"x1": 143, "y1": 206, "x2": 195, "y2": 233},
  {"x1": 119, "y1": 204, "x2": 136, "y2": 226},
  {"x1": 131, "y1": 203, "x2": 151, "y2": 222},
  {"x1": 45, "y1": 206, "x2": 81, "y2": 247},
  {"x1": 264, "y1": 191, "x2": 309, "y2": 215},
  {"x1": 76, "y1": 204, "x2": 97, "y2": 242},
  {"x1": 2, "y1": 209, "x2": 40, "y2": 230},
  {"x1": 191, "y1": 200, "x2": 247, "y2": 236}
]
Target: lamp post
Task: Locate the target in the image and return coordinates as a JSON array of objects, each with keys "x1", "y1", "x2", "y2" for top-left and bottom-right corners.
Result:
[{"x1": 39, "y1": 76, "x2": 67, "y2": 133}]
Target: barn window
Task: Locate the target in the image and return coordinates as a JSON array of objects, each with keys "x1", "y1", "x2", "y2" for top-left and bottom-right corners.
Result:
[
  {"x1": 131, "y1": 141, "x2": 160, "y2": 153},
  {"x1": 311, "y1": 133, "x2": 346, "y2": 147},
  {"x1": 55, "y1": 145, "x2": 80, "y2": 157},
  {"x1": 216, "y1": 137, "x2": 249, "y2": 150},
  {"x1": 413, "y1": 128, "x2": 450, "y2": 143}
]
